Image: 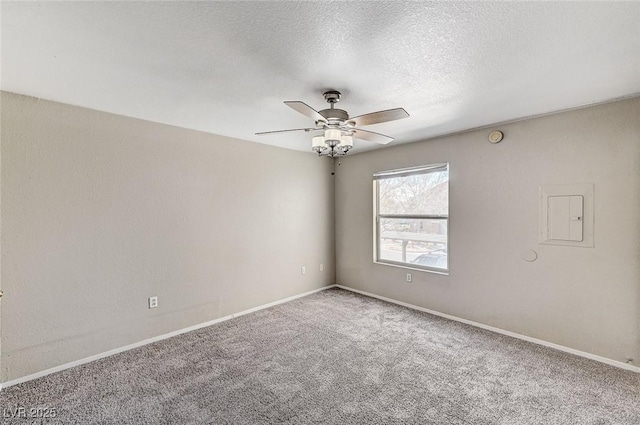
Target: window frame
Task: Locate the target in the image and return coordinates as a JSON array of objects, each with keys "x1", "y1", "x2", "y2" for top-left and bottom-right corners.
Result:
[{"x1": 373, "y1": 163, "x2": 450, "y2": 275}]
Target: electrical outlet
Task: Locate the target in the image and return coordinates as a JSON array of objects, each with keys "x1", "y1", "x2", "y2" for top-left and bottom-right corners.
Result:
[
  {"x1": 406, "y1": 273, "x2": 412, "y2": 283},
  {"x1": 148, "y1": 296, "x2": 158, "y2": 309},
  {"x1": 320, "y1": 263, "x2": 324, "y2": 272},
  {"x1": 301, "y1": 266, "x2": 306, "y2": 275}
]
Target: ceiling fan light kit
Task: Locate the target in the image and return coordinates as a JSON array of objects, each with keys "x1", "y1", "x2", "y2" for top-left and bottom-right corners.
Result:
[
  {"x1": 312, "y1": 129, "x2": 353, "y2": 157},
  {"x1": 256, "y1": 90, "x2": 409, "y2": 158}
]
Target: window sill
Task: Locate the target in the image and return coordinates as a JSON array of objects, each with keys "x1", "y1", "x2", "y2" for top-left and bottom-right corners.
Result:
[{"x1": 373, "y1": 260, "x2": 449, "y2": 276}]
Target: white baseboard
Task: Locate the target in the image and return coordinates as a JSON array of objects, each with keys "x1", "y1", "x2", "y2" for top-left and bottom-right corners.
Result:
[
  {"x1": 4, "y1": 282, "x2": 635, "y2": 390},
  {"x1": 1, "y1": 285, "x2": 337, "y2": 390},
  {"x1": 335, "y1": 284, "x2": 640, "y2": 374}
]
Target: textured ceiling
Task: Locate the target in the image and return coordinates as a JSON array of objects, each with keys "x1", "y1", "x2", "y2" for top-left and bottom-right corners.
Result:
[{"x1": 2, "y1": 1, "x2": 639, "y2": 153}]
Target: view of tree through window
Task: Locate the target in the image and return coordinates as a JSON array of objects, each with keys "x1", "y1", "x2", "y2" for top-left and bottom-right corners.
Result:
[{"x1": 375, "y1": 165, "x2": 449, "y2": 271}]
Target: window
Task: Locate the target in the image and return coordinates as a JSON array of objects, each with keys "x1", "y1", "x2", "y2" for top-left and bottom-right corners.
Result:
[{"x1": 374, "y1": 163, "x2": 449, "y2": 273}]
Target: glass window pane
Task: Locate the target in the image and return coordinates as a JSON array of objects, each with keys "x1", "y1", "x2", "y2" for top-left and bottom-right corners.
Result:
[
  {"x1": 378, "y1": 170, "x2": 448, "y2": 216},
  {"x1": 378, "y1": 218, "x2": 448, "y2": 269}
]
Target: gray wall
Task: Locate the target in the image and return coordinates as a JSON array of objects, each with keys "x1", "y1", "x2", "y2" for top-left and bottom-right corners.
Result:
[
  {"x1": 1, "y1": 92, "x2": 335, "y2": 381},
  {"x1": 2, "y1": 91, "x2": 638, "y2": 383},
  {"x1": 335, "y1": 97, "x2": 640, "y2": 364}
]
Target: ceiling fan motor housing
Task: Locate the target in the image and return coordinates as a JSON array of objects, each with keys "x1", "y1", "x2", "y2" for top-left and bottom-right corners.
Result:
[
  {"x1": 318, "y1": 108, "x2": 349, "y2": 123},
  {"x1": 317, "y1": 90, "x2": 349, "y2": 125}
]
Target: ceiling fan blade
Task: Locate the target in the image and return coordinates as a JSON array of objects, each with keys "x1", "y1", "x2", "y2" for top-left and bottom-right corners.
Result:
[
  {"x1": 351, "y1": 128, "x2": 394, "y2": 145},
  {"x1": 284, "y1": 101, "x2": 327, "y2": 122},
  {"x1": 255, "y1": 127, "x2": 320, "y2": 136},
  {"x1": 349, "y1": 108, "x2": 409, "y2": 127}
]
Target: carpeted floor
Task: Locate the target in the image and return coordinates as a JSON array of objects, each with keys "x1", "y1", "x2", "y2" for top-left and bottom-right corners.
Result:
[{"x1": 1, "y1": 288, "x2": 639, "y2": 424}]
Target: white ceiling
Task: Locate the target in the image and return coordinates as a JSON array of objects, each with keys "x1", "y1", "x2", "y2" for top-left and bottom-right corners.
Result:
[{"x1": 2, "y1": 1, "x2": 639, "y2": 154}]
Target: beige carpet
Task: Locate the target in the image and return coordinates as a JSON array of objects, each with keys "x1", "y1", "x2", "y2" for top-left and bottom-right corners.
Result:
[{"x1": 1, "y1": 288, "x2": 639, "y2": 424}]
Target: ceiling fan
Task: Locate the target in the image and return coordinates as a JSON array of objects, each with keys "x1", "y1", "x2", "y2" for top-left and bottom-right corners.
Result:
[{"x1": 256, "y1": 90, "x2": 409, "y2": 157}]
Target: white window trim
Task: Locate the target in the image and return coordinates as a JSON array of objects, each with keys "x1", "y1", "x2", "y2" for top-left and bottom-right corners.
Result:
[{"x1": 373, "y1": 163, "x2": 450, "y2": 275}]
